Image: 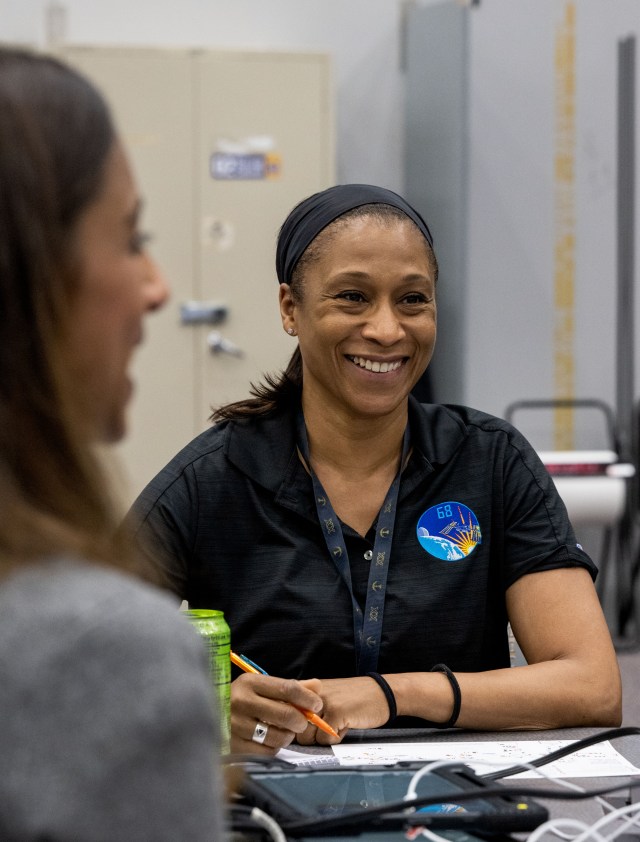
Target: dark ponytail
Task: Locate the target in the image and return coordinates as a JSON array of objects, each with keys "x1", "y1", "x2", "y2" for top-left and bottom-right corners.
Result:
[{"x1": 210, "y1": 347, "x2": 302, "y2": 422}]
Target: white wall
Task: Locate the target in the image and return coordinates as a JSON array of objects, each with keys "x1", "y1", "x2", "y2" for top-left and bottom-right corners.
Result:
[
  {"x1": 1, "y1": 0, "x2": 434, "y2": 192},
  {"x1": 3, "y1": 0, "x2": 638, "y2": 447}
]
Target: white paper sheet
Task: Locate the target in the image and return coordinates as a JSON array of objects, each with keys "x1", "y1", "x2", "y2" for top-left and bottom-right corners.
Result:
[
  {"x1": 277, "y1": 747, "x2": 339, "y2": 766},
  {"x1": 331, "y1": 740, "x2": 640, "y2": 778}
]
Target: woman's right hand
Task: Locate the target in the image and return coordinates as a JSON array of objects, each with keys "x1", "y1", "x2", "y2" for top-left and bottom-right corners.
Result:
[{"x1": 230, "y1": 674, "x2": 324, "y2": 755}]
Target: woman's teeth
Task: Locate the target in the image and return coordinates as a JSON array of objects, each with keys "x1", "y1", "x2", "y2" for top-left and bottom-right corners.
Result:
[{"x1": 349, "y1": 356, "x2": 402, "y2": 373}]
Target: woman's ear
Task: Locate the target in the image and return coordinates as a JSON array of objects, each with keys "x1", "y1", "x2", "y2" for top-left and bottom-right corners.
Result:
[{"x1": 279, "y1": 283, "x2": 297, "y2": 335}]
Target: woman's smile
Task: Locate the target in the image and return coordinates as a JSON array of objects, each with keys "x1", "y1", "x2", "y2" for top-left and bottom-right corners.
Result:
[{"x1": 345, "y1": 354, "x2": 406, "y2": 374}]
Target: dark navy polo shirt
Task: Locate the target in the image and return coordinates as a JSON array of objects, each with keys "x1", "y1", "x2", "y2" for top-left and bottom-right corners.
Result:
[{"x1": 131, "y1": 397, "x2": 596, "y2": 683}]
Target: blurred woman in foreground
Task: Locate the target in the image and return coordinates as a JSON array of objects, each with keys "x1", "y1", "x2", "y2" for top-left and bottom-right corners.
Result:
[{"x1": 0, "y1": 48, "x2": 224, "y2": 840}]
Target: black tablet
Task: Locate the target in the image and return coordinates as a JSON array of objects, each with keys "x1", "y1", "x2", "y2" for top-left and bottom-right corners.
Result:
[{"x1": 239, "y1": 761, "x2": 549, "y2": 837}]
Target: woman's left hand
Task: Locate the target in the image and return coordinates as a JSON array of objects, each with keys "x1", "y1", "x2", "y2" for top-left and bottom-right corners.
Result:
[{"x1": 296, "y1": 675, "x2": 391, "y2": 745}]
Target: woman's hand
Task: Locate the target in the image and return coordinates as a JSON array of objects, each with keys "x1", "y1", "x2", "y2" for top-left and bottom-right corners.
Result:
[
  {"x1": 230, "y1": 674, "x2": 325, "y2": 755},
  {"x1": 296, "y1": 675, "x2": 391, "y2": 745}
]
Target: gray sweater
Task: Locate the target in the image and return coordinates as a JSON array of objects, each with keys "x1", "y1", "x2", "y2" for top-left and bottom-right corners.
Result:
[{"x1": 0, "y1": 558, "x2": 225, "y2": 840}]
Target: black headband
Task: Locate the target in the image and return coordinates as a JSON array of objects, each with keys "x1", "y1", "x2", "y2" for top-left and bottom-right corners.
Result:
[{"x1": 275, "y1": 183, "x2": 434, "y2": 285}]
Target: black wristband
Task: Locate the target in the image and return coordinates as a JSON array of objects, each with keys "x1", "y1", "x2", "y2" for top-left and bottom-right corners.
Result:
[
  {"x1": 367, "y1": 671, "x2": 397, "y2": 724},
  {"x1": 429, "y1": 663, "x2": 461, "y2": 729}
]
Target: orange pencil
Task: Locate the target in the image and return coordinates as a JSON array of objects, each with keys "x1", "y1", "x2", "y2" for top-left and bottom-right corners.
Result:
[{"x1": 230, "y1": 650, "x2": 339, "y2": 738}]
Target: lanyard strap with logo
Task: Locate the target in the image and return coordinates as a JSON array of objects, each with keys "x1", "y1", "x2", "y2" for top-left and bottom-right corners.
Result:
[{"x1": 296, "y1": 411, "x2": 409, "y2": 675}]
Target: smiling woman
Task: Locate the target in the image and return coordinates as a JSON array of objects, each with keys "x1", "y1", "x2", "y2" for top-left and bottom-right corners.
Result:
[
  {"x1": 280, "y1": 214, "x2": 436, "y2": 426},
  {"x1": 130, "y1": 183, "x2": 622, "y2": 757},
  {"x1": 276, "y1": 203, "x2": 437, "y2": 536}
]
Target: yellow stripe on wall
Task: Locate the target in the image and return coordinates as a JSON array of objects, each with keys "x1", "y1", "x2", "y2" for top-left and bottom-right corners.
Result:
[{"x1": 553, "y1": 1, "x2": 576, "y2": 449}]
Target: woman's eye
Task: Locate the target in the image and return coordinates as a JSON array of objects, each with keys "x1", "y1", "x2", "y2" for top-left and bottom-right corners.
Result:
[
  {"x1": 336, "y1": 291, "x2": 365, "y2": 303},
  {"x1": 130, "y1": 230, "x2": 153, "y2": 254},
  {"x1": 402, "y1": 293, "x2": 429, "y2": 305}
]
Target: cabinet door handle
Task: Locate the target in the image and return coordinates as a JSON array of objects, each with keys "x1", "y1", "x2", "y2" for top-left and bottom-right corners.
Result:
[
  {"x1": 180, "y1": 301, "x2": 228, "y2": 325},
  {"x1": 207, "y1": 331, "x2": 244, "y2": 357}
]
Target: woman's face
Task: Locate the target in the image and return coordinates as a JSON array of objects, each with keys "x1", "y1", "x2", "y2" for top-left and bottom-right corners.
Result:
[
  {"x1": 63, "y1": 140, "x2": 169, "y2": 443},
  {"x1": 279, "y1": 216, "x2": 436, "y2": 423}
]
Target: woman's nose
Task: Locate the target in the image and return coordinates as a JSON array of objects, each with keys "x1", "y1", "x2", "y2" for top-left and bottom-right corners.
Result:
[
  {"x1": 361, "y1": 303, "x2": 406, "y2": 345},
  {"x1": 143, "y1": 254, "x2": 170, "y2": 312}
]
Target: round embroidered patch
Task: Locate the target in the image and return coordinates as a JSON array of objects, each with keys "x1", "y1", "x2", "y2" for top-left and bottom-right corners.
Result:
[{"x1": 416, "y1": 502, "x2": 482, "y2": 561}]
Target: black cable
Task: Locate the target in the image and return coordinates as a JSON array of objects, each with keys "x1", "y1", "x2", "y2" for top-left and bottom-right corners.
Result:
[
  {"x1": 482, "y1": 725, "x2": 640, "y2": 780},
  {"x1": 224, "y1": 753, "x2": 298, "y2": 769},
  {"x1": 282, "y1": 774, "x2": 640, "y2": 836}
]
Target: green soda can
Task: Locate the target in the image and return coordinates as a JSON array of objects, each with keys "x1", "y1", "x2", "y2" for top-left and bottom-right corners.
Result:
[{"x1": 184, "y1": 608, "x2": 231, "y2": 754}]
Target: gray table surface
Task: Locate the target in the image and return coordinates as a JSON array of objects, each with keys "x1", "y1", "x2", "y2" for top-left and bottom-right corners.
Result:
[{"x1": 246, "y1": 644, "x2": 640, "y2": 835}]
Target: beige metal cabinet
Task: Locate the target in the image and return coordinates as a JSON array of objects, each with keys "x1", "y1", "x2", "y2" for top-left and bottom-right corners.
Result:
[{"x1": 60, "y1": 47, "x2": 335, "y2": 506}]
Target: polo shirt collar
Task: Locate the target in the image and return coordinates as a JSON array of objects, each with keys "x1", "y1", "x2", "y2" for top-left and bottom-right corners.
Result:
[
  {"x1": 407, "y1": 396, "x2": 468, "y2": 465},
  {"x1": 224, "y1": 396, "x2": 468, "y2": 503}
]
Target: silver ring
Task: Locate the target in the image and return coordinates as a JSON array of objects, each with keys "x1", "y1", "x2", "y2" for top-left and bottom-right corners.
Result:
[{"x1": 252, "y1": 722, "x2": 269, "y2": 744}]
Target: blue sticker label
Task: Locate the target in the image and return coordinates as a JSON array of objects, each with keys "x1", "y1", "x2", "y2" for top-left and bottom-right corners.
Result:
[
  {"x1": 405, "y1": 805, "x2": 466, "y2": 840},
  {"x1": 417, "y1": 803, "x2": 466, "y2": 814},
  {"x1": 416, "y1": 502, "x2": 481, "y2": 561}
]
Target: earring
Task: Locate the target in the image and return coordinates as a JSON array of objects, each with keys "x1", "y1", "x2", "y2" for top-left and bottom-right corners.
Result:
[{"x1": 287, "y1": 327, "x2": 297, "y2": 336}]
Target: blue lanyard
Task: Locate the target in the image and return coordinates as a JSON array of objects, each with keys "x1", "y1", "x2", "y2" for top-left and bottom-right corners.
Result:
[{"x1": 296, "y1": 412, "x2": 410, "y2": 675}]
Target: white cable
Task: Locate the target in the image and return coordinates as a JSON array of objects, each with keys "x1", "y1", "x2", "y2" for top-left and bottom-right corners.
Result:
[
  {"x1": 402, "y1": 755, "x2": 631, "y2": 842},
  {"x1": 491, "y1": 759, "x2": 640, "y2": 839},
  {"x1": 600, "y1": 796, "x2": 640, "y2": 834},
  {"x1": 401, "y1": 758, "x2": 592, "y2": 842},
  {"x1": 526, "y1": 818, "x2": 596, "y2": 842},
  {"x1": 479, "y1": 763, "x2": 607, "y2": 842},
  {"x1": 571, "y1": 801, "x2": 640, "y2": 842},
  {"x1": 501, "y1": 764, "x2": 625, "y2": 838},
  {"x1": 501, "y1": 768, "x2": 597, "y2": 842},
  {"x1": 413, "y1": 825, "x2": 460, "y2": 842},
  {"x1": 478, "y1": 759, "x2": 640, "y2": 842},
  {"x1": 249, "y1": 806, "x2": 287, "y2": 842},
  {"x1": 606, "y1": 804, "x2": 640, "y2": 842},
  {"x1": 405, "y1": 759, "x2": 464, "y2": 802}
]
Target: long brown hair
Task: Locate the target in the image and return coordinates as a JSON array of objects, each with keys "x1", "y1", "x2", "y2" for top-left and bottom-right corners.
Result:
[
  {"x1": 210, "y1": 203, "x2": 438, "y2": 422},
  {"x1": 0, "y1": 48, "x2": 140, "y2": 575}
]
